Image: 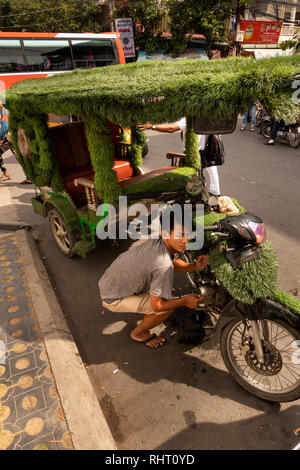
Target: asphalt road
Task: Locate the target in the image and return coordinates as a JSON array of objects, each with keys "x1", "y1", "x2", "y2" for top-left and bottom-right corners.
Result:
[{"x1": 2, "y1": 120, "x2": 300, "y2": 450}]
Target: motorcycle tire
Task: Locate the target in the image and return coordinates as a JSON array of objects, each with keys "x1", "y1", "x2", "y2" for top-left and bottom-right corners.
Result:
[
  {"x1": 261, "y1": 122, "x2": 272, "y2": 139},
  {"x1": 220, "y1": 317, "x2": 300, "y2": 402},
  {"x1": 288, "y1": 131, "x2": 300, "y2": 149}
]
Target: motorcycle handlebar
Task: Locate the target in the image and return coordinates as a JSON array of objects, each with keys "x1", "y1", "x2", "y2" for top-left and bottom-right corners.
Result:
[{"x1": 204, "y1": 224, "x2": 221, "y2": 231}]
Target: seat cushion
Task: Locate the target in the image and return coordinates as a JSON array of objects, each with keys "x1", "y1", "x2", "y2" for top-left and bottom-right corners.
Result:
[{"x1": 62, "y1": 160, "x2": 134, "y2": 201}]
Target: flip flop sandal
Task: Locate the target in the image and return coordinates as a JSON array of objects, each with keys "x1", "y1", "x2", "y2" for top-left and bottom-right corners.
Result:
[
  {"x1": 20, "y1": 179, "x2": 32, "y2": 184},
  {"x1": 131, "y1": 333, "x2": 166, "y2": 349},
  {"x1": 0, "y1": 176, "x2": 11, "y2": 182}
]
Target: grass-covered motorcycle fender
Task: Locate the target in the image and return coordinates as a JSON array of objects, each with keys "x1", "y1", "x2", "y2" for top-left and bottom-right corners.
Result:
[{"x1": 216, "y1": 297, "x2": 300, "y2": 336}]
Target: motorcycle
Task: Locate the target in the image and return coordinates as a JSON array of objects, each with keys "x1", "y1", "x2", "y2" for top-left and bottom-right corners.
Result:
[
  {"x1": 155, "y1": 175, "x2": 300, "y2": 403},
  {"x1": 261, "y1": 117, "x2": 300, "y2": 148}
]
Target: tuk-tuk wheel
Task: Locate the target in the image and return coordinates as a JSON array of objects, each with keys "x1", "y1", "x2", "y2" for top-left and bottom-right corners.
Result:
[{"x1": 48, "y1": 209, "x2": 77, "y2": 257}]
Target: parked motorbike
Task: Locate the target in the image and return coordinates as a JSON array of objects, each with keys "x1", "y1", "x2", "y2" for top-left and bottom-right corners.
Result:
[
  {"x1": 261, "y1": 117, "x2": 300, "y2": 148},
  {"x1": 152, "y1": 176, "x2": 300, "y2": 403}
]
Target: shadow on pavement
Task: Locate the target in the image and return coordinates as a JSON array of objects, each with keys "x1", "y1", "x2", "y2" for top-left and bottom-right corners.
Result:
[{"x1": 155, "y1": 405, "x2": 300, "y2": 450}]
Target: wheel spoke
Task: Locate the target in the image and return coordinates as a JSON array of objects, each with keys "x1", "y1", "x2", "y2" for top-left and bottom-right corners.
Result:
[
  {"x1": 227, "y1": 319, "x2": 300, "y2": 395},
  {"x1": 50, "y1": 213, "x2": 73, "y2": 254}
]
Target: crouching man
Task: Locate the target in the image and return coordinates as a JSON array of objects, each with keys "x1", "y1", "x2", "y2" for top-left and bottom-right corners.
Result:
[{"x1": 98, "y1": 210, "x2": 207, "y2": 349}]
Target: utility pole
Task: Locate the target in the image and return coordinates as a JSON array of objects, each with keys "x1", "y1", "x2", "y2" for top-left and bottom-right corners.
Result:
[
  {"x1": 234, "y1": 0, "x2": 242, "y2": 56},
  {"x1": 108, "y1": 0, "x2": 115, "y2": 31}
]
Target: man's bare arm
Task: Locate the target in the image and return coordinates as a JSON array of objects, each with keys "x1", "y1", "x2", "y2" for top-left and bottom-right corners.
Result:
[
  {"x1": 150, "y1": 293, "x2": 202, "y2": 313},
  {"x1": 138, "y1": 123, "x2": 180, "y2": 133},
  {"x1": 173, "y1": 255, "x2": 208, "y2": 273}
]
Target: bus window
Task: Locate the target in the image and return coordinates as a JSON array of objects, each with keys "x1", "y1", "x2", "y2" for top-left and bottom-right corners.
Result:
[
  {"x1": 23, "y1": 40, "x2": 73, "y2": 72},
  {"x1": 0, "y1": 39, "x2": 25, "y2": 73},
  {"x1": 71, "y1": 40, "x2": 116, "y2": 69}
]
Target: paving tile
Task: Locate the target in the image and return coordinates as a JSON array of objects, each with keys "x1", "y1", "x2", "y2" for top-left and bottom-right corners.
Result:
[{"x1": 0, "y1": 235, "x2": 74, "y2": 450}]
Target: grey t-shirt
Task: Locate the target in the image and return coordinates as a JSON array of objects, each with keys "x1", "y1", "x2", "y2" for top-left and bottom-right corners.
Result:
[{"x1": 99, "y1": 238, "x2": 174, "y2": 302}]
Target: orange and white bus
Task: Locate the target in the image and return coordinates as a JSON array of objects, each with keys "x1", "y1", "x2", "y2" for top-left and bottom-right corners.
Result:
[{"x1": 0, "y1": 32, "x2": 126, "y2": 90}]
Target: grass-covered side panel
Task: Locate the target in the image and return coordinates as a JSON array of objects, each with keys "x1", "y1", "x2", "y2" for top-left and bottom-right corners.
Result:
[
  {"x1": 9, "y1": 110, "x2": 36, "y2": 183},
  {"x1": 209, "y1": 241, "x2": 279, "y2": 305},
  {"x1": 8, "y1": 110, "x2": 64, "y2": 192},
  {"x1": 84, "y1": 114, "x2": 121, "y2": 205},
  {"x1": 272, "y1": 289, "x2": 300, "y2": 315},
  {"x1": 130, "y1": 126, "x2": 147, "y2": 169},
  {"x1": 185, "y1": 116, "x2": 201, "y2": 169}
]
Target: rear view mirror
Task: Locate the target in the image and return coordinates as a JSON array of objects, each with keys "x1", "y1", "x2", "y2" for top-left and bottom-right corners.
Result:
[{"x1": 193, "y1": 116, "x2": 238, "y2": 135}]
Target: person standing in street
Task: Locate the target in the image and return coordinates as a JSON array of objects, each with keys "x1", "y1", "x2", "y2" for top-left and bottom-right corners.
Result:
[
  {"x1": 240, "y1": 103, "x2": 256, "y2": 132},
  {"x1": 138, "y1": 118, "x2": 221, "y2": 197},
  {"x1": 99, "y1": 209, "x2": 208, "y2": 349},
  {"x1": 0, "y1": 103, "x2": 11, "y2": 182}
]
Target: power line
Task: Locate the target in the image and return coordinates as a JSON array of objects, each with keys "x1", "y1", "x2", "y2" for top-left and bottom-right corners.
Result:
[{"x1": 254, "y1": 8, "x2": 299, "y2": 23}]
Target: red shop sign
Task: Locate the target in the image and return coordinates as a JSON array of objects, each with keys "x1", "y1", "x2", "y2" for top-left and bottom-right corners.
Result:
[{"x1": 239, "y1": 20, "x2": 283, "y2": 44}]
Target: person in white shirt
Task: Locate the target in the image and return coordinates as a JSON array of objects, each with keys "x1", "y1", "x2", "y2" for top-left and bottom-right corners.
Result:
[{"x1": 138, "y1": 118, "x2": 220, "y2": 196}]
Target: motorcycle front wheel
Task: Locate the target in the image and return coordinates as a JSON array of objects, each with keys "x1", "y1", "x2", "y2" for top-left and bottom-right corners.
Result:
[
  {"x1": 220, "y1": 318, "x2": 300, "y2": 402},
  {"x1": 288, "y1": 131, "x2": 300, "y2": 148}
]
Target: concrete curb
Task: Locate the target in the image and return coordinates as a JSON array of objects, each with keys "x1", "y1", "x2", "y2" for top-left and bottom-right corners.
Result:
[{"x1": 15, "y1": 229, "x2": 117, "y2": 451}]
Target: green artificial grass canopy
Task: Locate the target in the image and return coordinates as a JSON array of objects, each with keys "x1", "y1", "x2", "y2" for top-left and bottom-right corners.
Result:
[
  {"x1": 6, "y1": 55, "x2": 300, "y2": 202},
  {"x1": 6, "y1": 55, "x2": 300, "y2": 125}
]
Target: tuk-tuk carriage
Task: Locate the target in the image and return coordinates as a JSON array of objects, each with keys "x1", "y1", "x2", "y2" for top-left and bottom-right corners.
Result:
[{"x1": 6, "y1": 55, "x2": 300, "y2": 402}]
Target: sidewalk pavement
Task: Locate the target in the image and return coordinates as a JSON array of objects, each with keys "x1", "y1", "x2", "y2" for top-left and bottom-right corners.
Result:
[{"x1": 0, "y1": 182, "x2": 117, "y2": 450}]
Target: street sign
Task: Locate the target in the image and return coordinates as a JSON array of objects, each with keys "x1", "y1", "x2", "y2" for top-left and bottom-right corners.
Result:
[
  {"x1": 115, "y1": 18, "x2": 136, "y2": 58},
  {"x1": 236, "y1": 30, "x2": 245, "y2": 42}
]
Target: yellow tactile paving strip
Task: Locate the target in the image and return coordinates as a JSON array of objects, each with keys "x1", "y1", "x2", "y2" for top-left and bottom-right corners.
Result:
[{"x1": 0, "y1": 235, "x2": 74, "y2": 450}]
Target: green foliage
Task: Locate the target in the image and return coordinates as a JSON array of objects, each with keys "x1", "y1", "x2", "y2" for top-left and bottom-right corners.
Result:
[
  {"x1": 0, "y1": 0, "x2": 103, "y2": 32},
  {"x1": 167, "y1": 0, "x2": 234, "y2": 57},
  {"x1": 113, "y1": 0, "x2": 167, "y2": 52},
  {"x1": 208, "y1": 241, "x2": 279, "y2": 304},
  {"x1": 280, "y1": 27, "x2": 300, "y2": 55}
]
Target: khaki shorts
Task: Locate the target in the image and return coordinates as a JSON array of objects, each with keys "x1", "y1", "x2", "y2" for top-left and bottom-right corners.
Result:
[{"x1": 102, "y1": 293, "x2": 168, "y2": 316}]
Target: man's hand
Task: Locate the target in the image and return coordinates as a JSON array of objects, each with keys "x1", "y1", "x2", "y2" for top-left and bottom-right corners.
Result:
[
  {"x1": 138, "y1": 123, "x2": 152, "y2": 131},
  {"x1": 184, "y1": 294, "x2": 203, "y2": 309},
  {"x1": 194, "y1": 255, "x2": 208, "y2": 272}
]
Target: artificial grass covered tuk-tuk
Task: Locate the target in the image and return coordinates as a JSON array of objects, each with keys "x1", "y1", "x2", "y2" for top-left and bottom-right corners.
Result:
[{"x1": 5, "y1": 55, "x2": 300, "y2": 313}]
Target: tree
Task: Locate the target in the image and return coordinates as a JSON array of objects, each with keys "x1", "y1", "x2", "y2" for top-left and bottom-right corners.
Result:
[
  {"x1": 168, "y1": 0, "x2": 253, "y2": 58},
  {"x1": 114, "y1": 0, "x2": 254, "y2": 57},
  {"x1": 0, "y1": 0, "x2": 104, "y2": 33},
  {"x1": 281, "y1": 27, "x2": 300, "y2": 55}
]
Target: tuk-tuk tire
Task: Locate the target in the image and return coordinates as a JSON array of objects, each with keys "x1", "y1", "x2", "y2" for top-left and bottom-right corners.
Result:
[{"x1": 48, "y1": 208, "x2": 77, "y2": 258}]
